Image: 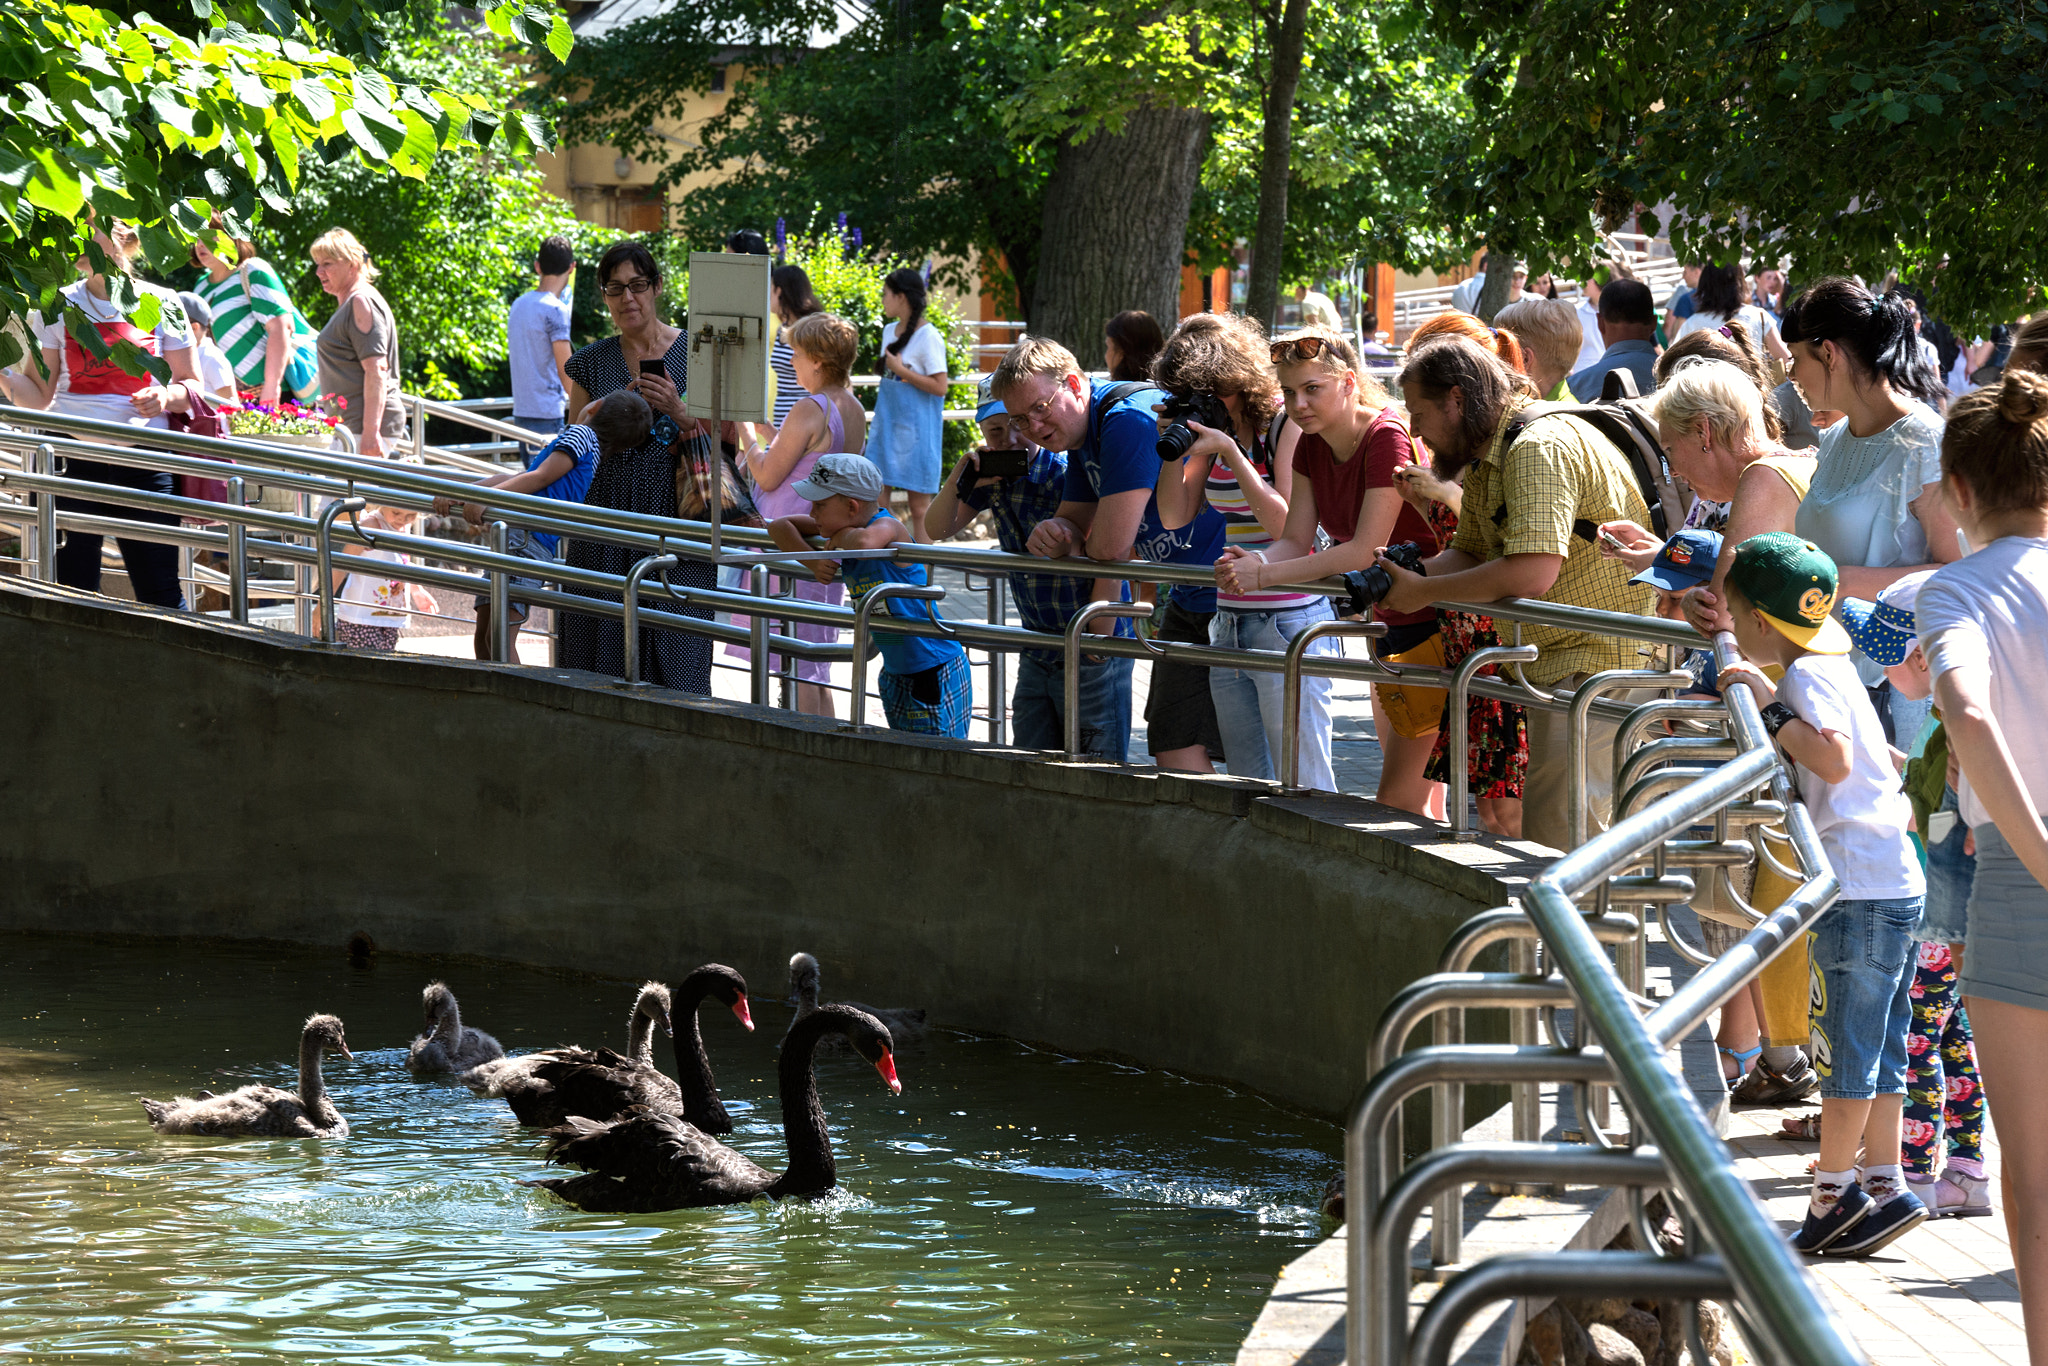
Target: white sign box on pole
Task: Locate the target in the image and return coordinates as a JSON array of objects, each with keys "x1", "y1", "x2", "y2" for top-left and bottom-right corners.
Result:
[{"x1": 683, "y1": 251, "x2": 771, "y2": 426}]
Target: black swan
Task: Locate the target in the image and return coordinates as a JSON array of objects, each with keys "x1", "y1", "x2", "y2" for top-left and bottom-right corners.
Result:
[
  {"x1": 407, "y1": 981, "x2": 505, "y2": 1074},
  {"x1": 529, "y1": 1004, "x2": 898, "y2": 1212},
  {"x1": 141, "y1": 1014, "x2": 352, "y2": 1138},
  {"x1": 787, "y1": 951, "x2": 927, "y2": 1046},
  {"x1": 463, "y1": 970, "x2": 752, "y2": 1131}
]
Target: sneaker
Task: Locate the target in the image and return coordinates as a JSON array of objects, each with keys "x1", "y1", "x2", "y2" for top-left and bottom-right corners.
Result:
[
  {"x1": 1791, "y1": 1181, "x2": 1873, "y2": 1254},
  {"x1": 1732, "y1": 1056, "x2": 1820, "y2": 1107},
  {"x1": 1823, "y1": 1189, "x2": 1928, "y2": 1256},
  {"x1": 1931, "y1": 1170, "x2": 1993, "y2": 1218}
]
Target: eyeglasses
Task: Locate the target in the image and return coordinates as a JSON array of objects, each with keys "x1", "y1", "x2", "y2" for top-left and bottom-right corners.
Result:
[
  {"x1": 1011, "y1": 383, "x2": 1066, "y2": 425},
  {"x1": 601, "y1": 276, "x2": 656, "y2": 298},
  {"x1": 1271, "y1": 336, "x2": 1329, "y2": 363}
]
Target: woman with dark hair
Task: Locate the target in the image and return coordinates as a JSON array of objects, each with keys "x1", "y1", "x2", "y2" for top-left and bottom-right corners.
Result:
[
  {"x1": 1104, "y1": 310, "x2": 1165, "y2": 382},
  {"x1": 556, "y1": 240, "x2": 714, "y2": 693},
  {"x1": 1680, "y1": 264, "x2": 1792, "y2": 360},
  {"x1": 1775, "y1": 277, "x2": 1960, "y2": 741},
  {"x1": 725, "y1": 229, "x2": 770, "y2": 256},
  {"x1": 770, "y1": 264, "x2": 823, "y2": 428},
  {"x1": 868, "y1": 267, "x2": 949, "y2": 540}
]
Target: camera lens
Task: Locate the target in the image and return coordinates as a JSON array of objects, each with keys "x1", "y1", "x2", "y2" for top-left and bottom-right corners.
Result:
[{"x1": 1156, "y1": 423, "x2": 1197, "y2": 461}]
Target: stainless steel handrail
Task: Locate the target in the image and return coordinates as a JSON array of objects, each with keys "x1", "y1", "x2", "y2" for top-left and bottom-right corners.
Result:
[
  {"x1": 1445, "y1": 642, "x2": 1539, "y2": 836},
  {"x1": 1280, "y1": 618, "x2": 1385, "y2": 794},
  {"x1": 848, "y1": 583, "x2": 949, "y2": 732},
  {"x1": 1060, "y1": 602, "x2": 1155, "y2": 759}
]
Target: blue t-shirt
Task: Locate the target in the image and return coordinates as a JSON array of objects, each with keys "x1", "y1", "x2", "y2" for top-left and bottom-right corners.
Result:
[
  {"x1": 1667, "y1": 285, "x2": 1696, "y2": 320},
  {"x1": 1063, "y1": 380, "x2": 1228, "y2": 612},
  {"x1": 508, "y1": 288, "x2": 572, "y2": 419},
  {"x1": 518, "y1": 424, "x2": 600, "y2": 554},
  {"x1": 840, "y1": 511, "x2": 966, "y2": 677}
]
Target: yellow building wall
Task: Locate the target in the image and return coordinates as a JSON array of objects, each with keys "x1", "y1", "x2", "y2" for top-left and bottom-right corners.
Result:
[{"x1": 539, "y1": 67, "x2": 749, "y2": 231}]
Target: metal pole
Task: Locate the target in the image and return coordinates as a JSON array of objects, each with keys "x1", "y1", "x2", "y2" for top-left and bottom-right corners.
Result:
[
  {"x1": 1061, "y1": 601, "x2": 1153, "y2": 759},
  {"x1": 1279, "y1": 618, "x2": 1384, "y2": 794},
  {"x1": 1509, "y1": 938, "x2": 1542, "y2": 1146},
  {"x1": 1446, "y1": 643, "x2": 1539, "y2": 835},
  {"x1": 749, "y1": 562, "x2": 770, "y2": 706},
  {"x1": 227, "y1": 476, "x2": 248, "y2": 624},
  {"x1": 848, "y1": 582, "x2": 948, "y2": 731},
  {"x1": 488, "y1": 520, "x2": 510, "y2": 663},
  {"x1": 622, "y1": 552, "x2": 680, "y2": 684},
  {"x1": 410, "y1": 394, "x2": 425, "y2": 460},
  {"x1": 981, "y1": 574, "x2": 1008, "y2": 744},
  {"x1": 1409, "y1": 1253, "x2": 1731, "y2": 1366},
  {"x1": 313, "y1": 496, "x2": 367, "y2": 644},
  {"x1": 33, "y1": 442, "x2": 56, "y2": 579},
  {"x1": 708, "y1": 331, "x2": 724, "y2": 563},
  {"x1": 1567, "y1": 668, "x2": 1693, "y2": 849},
  {"x1": 294, "y1": 491, "x2": 315, "y2": 636}
]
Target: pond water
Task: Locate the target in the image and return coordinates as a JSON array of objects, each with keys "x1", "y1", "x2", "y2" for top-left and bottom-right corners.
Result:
[{"x1": 0, "y1": 934, "x2": 1336, "y2": 1363}]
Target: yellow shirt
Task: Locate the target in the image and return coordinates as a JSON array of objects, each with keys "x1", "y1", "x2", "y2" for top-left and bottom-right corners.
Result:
[{"x1": 1449, "y1": 402, "x2": 1659, "y2": 685}]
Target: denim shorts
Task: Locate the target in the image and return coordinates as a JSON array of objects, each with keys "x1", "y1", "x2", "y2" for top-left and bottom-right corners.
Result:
[
  {"x1": 472, "y1": 526, "x2": 555, "y2": 619},
  {"x1": 1916, "y1": 788, "x2": 1975, "y2": 944},
  {"x1": 1808, "y1": 895, "x2": 1923, "y2": 1100},
  {"x1": 1962, "y1": 823, "x2": 2048, "y2": 1012}
]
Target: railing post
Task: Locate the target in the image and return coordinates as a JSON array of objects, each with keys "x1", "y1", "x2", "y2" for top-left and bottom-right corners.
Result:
[
  {"x1": 293, "y1": 491, "x2": 315, "y2": 636},
  {"x1": 410, "y1": 394, "x2": 425, "y2": 460},
  {"x1": 488, "y1": 520, "x2": 511, "y2": 663},
  {"x1": 622, "y1": 552, "x2": 680, "y2": 685},
  {"x1": 1061, "y1": 601, "x2": 1152, "y2": 759},
  {"x1": 1279, "y1": 618, "x2": 1385, "y2": 794},
  {"x1": 1445, "y1": 643, "x2": 1539, "y2": 836},
  {"x1": 749, "y1": 562, "x2": 770, "y2": 706},
  {"x1": 848, "y1": 582, "x2": 948, "y2": 732},
  {"x1": 313, "y1": 496, "x2": 367, "y2": 644},
  {"x1": 227, "y1": 476, "x2": 248, "y2": 624},
  {"x1": 985, "y1": 574, "x2": 1007, "y2": 744},
  {"x1": 1567, "y1": 667, "x2": 1694, "y2": 849},
  {"x1": 33, "y1": 442, "x2": 56, "y2": 580}
]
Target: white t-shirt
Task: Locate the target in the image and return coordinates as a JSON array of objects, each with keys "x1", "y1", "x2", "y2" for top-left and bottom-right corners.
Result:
[
  {"x1": 1572, "y1": 296, "x2": 1603, "y2": 374},
  {"x1": 1777, "y1": 651, "x2": 1924, "y2": 901},
  {"x1": 337, "y1": 543, "x2": 412, "y2": 626},
  {"x1": 28, "y1": 279, "x2": 193, "y2": 428},
  {"x1": 1680, "y1": 304, "x2": 1782, "y2": 351},
  {"x1": 880, "y1": 319, "x2": 946, "y2": 376},
  {"x1": 196, "y1": 338, "x2": 237, "y2": 396},
  {"x1": 1918, "y1": 536, "x2": 2048, "y2": 830}
]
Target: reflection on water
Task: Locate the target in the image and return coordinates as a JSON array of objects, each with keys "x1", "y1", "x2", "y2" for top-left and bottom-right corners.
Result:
[{"x1": 0, "y1": 934, "x2": 1334, "y2": 1363}]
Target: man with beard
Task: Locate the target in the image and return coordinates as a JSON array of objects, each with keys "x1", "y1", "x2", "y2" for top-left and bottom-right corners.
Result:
[{"x1": 1370, "y1": 335, "x2": 1660, "y2": 851}]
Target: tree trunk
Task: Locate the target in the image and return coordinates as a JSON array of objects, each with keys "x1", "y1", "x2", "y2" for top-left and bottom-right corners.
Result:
[
  {"x1": 1031, "y1": 99, "x2": 1211, "y2": 366},
  {"x1": 1244, "y1": 0, "x2": 1311, "y2": 330},
  {"x1": 1474, "y1": 239, "x2": 1516, "y2": 322}
]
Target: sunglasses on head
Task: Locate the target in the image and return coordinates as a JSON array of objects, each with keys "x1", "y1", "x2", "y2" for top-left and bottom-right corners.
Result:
[{"x1": 1271, "y1": 336, "x2": 1331, "y2": 363}]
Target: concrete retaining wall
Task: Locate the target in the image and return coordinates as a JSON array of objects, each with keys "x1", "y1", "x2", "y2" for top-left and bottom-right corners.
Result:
[{"x1": 0, "y1": 580, "x2": 1550, "y2": 1120}]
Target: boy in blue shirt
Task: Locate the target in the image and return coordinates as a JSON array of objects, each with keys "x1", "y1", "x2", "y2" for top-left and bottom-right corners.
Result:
[
  {"x1": 435, "y1": 389, "x2": 624, "y2": 659},
  {"x1": 768, "y1": 453, "x2": 972, "y2": 737}
]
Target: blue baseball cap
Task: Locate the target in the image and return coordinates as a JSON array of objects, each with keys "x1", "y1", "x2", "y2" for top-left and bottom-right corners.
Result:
[
  {"x1": 1839, "y1": 570, "x2": 1933, "y2": 667},
  {"x1": 1629, "y1": 528, "x2": 1723, "y2": 593},
  {"x1": 975, "y1": 375, "x2": 1006, "y2": 424}
]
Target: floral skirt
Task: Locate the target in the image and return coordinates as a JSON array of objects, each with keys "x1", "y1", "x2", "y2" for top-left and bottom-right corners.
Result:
[{"x1": 1421, "y1": 609, "x2": 1528, "y2": 800}]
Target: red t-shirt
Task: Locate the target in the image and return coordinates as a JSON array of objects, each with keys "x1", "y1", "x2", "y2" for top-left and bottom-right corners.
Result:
[{"x1": 1292, "y1": 406, "x2": 1440, "y2": 627}]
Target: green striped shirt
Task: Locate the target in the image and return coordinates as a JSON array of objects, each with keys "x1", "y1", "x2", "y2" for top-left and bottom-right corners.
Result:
[{"x1": 193, "y1": 259, "x2": 316, "y2": 388}]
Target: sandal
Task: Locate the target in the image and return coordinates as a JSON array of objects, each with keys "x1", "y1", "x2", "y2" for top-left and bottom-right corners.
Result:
[
  {"x1": 1781, "y1": 1112, "x2": 1822, "y2": 1142},
  {"x1": 1719, "y1": 1044, "x2": 1762, "y2": 1082},
  {"x1": 1733, "y1": 1055, "x2": 1820, "y2": 1107}
]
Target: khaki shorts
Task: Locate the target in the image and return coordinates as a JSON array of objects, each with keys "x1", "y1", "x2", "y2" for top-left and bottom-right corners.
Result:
[{"x1": 1376, "y1": 629, "x2": 1447, "y2": 739}]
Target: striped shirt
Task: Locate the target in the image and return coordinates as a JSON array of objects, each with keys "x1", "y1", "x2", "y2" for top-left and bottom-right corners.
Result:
[
  {"x1": 1208, "y1": 427, "x2": 1318, "y2": 611},
  {"x1": 771, "y1": 333, "x2": 800, "y2": 427},
  {"x1": 193, "y1": 259, "x2": 316, "y2": 389}
]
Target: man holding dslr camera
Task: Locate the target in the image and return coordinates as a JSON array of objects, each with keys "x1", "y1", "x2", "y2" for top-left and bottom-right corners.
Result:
[
  {"x1": 1366, "y1": 335, "x2": 1658, "y2": 852},
  {"x1": 925, "y1": 377, "x2": 1134, "y2": 760},
  {"x1": 994, "y1": 336, "x2": 1229, "y2": 771}
]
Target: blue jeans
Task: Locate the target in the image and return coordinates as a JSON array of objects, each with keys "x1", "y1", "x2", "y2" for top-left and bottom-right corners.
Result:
[
  {"x1": 1207, "y1": 601, "x2": 1337, "y2": 790},
  {"x1": 1917, "y1": 788, "x2": 1975, "y2": 943},
  {"x1": 1010, "y1": 653, "x2": 1133, "y2": 762},
  {"x1": 1809, "y1": 896, "x2": 1924, "y2": 1100}
]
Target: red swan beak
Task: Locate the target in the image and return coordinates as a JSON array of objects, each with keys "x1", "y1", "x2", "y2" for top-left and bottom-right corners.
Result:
[
  {"x1": 873, "y1": 1050, "x2": 901, "y2": 1094},
  {"x1": 730, "y1": 995, "x2": 755, "y2": 1032}
]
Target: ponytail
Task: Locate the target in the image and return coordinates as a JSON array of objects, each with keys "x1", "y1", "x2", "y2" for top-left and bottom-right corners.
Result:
[
  {"x1": 883, "y1": 267, "x2": 927, "y2": 358},
  {"x1": 1781, "y1": 277, "x2": 1945, "y2": 405},
  {"x1": 1941, "y1": 370, "x2": 2048, "y2": 516}
]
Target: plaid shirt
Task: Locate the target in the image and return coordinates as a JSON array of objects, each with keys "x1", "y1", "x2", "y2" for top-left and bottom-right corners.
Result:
[
  {"x1": 962, "y1": 445, "x2": 1131, "y2": 663},
  {"x1": 1449, "y1": 402, "x2": 1658, "y2": 686}
]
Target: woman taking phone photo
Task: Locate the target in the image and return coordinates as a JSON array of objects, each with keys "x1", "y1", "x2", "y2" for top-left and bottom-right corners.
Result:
[
  {"x1": 867, "y1": 268, "x2": 950, "y2": 541},
  {"x1": 555, "y1": 240, "x2": 714, "y2": 694},
  {"x1": 1209, "y1": 326, "x2": 1447, "y2": 815},
  {"x1": 1153, "y1": 313, "x2": 1336, "y2": 790}
]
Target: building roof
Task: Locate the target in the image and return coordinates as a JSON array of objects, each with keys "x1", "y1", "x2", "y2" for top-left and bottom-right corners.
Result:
[{"x1": 566, "y1": 0, "x2": 869, "y2": 47}]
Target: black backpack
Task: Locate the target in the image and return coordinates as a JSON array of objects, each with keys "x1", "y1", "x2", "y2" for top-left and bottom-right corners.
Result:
[
  {"x1": 1086, "y1": 380, "x2": 1154, "y2": 450},
  {"x1": 1497, "y1": 368, "x2": 1690, "y2": 540}
]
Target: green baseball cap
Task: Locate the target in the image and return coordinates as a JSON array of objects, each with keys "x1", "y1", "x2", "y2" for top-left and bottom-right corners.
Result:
[{"x1": 1725, "y1": 532, "x2": 1852, "y2": 654}]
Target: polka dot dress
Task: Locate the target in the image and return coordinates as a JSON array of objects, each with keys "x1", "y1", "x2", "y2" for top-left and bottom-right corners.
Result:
[{"x1": 558, "y1": 334, "x2": 714, "y2": 694}]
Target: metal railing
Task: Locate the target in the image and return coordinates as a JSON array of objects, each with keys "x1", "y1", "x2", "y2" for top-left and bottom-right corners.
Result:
[{"x1": 0, "y1": 407, "x2": 1869, "y2": 1364}]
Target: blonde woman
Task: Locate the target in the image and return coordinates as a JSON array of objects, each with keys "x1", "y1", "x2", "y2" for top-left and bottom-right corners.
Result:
[
  {"x1": 1493, "y1": 297, "x2": 1585, "y2": 400},
  {"x1": 5, "y1": 220, "x2": 201, "y2": 607},
  {"x1": 310, "y1": 228, "x2": 407, "y2": 456},
  {"x1": 1212, "y1": 327, "x2": 1448, "y2": 815}
]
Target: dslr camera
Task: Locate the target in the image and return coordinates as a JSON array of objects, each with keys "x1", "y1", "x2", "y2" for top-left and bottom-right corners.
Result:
[
  {"x1": 1340, "y1": 541, "x2": 1428, "y2": 615},
  {"x1": 1155, "y1": 391, "x2": 1235, "y2": 461}
]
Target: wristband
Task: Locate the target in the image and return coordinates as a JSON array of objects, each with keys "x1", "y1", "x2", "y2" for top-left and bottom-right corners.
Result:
[{"x1": 1758, "y1": 701, "x2": 1796, "y2": 738}]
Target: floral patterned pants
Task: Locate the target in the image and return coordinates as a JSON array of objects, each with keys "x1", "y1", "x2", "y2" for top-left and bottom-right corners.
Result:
[{"x1": 1901, "y1": 940, "x2": 1985, "y2": 1177}]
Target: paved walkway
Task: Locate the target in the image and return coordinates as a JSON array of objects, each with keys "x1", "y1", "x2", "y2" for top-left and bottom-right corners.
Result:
[{"x1": 1726, "y1": 1104, "x2": 2023, "y2": 1365}]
